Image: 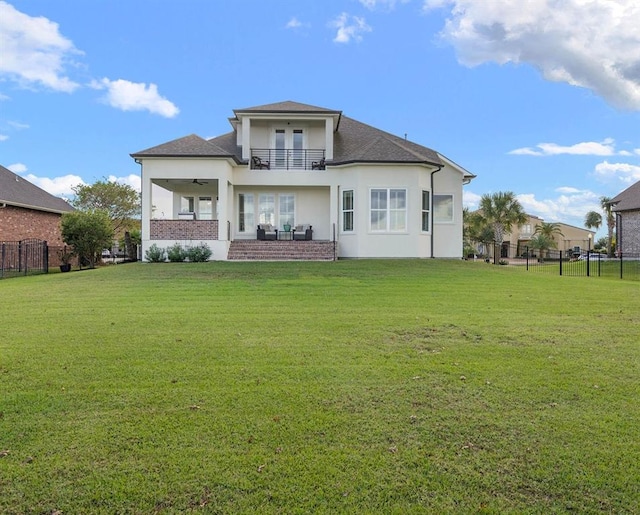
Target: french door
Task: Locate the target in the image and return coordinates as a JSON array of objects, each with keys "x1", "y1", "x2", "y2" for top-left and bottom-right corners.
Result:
[{"x1": 274, "y1": 128, "x2": 304, "y2": 169}]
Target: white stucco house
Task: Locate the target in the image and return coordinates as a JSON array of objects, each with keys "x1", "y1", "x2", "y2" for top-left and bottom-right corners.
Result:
[{"x1": 131, "y1": 101, "x2": 475, "y2": 261}]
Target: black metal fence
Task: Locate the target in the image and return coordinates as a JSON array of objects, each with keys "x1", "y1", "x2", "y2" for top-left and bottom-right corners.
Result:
[
  {"x1": 481, "y1": 242, "x2": 640, "y2": 280},
  {"x1": 1, "y1": 239, "x2": 49, "y2": 279}
]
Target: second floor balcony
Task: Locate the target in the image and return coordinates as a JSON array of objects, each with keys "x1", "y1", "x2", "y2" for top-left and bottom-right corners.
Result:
[{"x1": 251, "y1": 149, "x2": 326, "y2": 171}]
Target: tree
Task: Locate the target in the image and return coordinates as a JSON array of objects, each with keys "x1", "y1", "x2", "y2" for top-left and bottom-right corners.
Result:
[
  {"x1": 61, "y1": 210, "x2": 114, "y2": 268},
  {"x1": 477, "y1": 192, "x2": 527, "y2": 257},
  {"x1": 529, "y1": 233, "x2": 555, "y2": 262},
  {"x1": 584, "y1": 210, "x2": 602, "y2": 232},
  {"x1": 533, "y1": 222, "x2": 564, "y2": 248},
  {"x1": 600, "y1": 196, "x2": 615, "y2": 257},
  {"x1": 464, "y1": 208, "x2": 495, "y2": 257},
  {"x1": 72, "y1": 180, "x2": 140, "y2": 234}
]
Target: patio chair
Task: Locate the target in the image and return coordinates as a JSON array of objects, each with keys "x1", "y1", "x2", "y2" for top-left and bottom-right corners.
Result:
[
  {"x1": 257, "y1": 224, "x2": 277, "y2": 240},
  {"x1": 293, "y1": 224, "x2": 313, "y2": 241},
  {"x1": 311, "y1": 158, "x2": 325, "y2": 170},
  {"x1": 252, "y1": 156, "x2": 270, "y2": 170}
]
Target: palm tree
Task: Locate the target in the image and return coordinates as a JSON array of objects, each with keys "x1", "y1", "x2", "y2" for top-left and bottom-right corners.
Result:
[
  {"x1": 533, "y1": 222, "x2": 564, "y2": 241},
  {"x1": 584, "y1": 210, "x2": 602, "y2": 232},
  {"x1": 477, "y1": 191, "x2": 527, "y2": 258},
  {"x1": 600, "y1": 196, "x2": 615, "y2": 257},
  {"x1": 529, "y1": 233, "x2": 554, "y2": 262}
]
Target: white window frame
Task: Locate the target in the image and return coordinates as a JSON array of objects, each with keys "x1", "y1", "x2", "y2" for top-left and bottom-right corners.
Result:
[
  {"x1": 278, "y1": 193, "x2": 295, "y2": 229},
  {"x1": 342, "y1": 190, "x2": 354, "y2": 232},
  {"x1": 238, "y1": 193, "x2": 254, "y2": 233},
  {"x1": 258, "y1": 193, "x2": 275, "y2": 225},
  {"x1": 369, "y1": 188, "x2": 407, "y2": 233},
  {"x1": 433, "y1": 194, "x2": 454, "y2": 223},
  {"x1": 421, "y1": 190, "x2": 430, "y2": 232}
]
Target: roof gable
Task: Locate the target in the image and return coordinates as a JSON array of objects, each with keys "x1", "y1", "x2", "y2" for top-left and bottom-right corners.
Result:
[
  {"x1": 0, "y1": 164, "x2": 74, "y2": 214},
  {"x1": 611, "y1": 180, "x2": 640, "y2": 211}
]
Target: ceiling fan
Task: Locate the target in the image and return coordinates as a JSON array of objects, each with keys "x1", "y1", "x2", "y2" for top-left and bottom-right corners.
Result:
[{"x1": 192, "y1": 179, "x2": 208, "y2": 185}]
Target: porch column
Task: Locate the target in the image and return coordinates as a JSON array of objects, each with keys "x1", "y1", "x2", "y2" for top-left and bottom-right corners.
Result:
[
  {"x1": 325, "y1": 118, "x2": 334, "y2": 160},
  {"x1": 330, "y1": 184, "x2": 339, "y2": 241},
  {"x1": 141, "y1": 170, "x2": 153, "y2": 243},
  {"x1": 217, "y1": 180, "x2": 229, "y2": 242},
  {"x1": 241, "y1": 117, "x2": 251, "y2": 160}
]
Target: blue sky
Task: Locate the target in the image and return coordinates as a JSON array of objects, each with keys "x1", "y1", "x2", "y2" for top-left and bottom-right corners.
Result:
[{"x1": 2, "y1": 0, "x2": 640, "y2": 237}]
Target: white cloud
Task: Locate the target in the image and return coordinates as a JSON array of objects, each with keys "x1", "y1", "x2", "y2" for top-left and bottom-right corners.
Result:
[
  {"x1": 107, "y1": 174, "x2": 141, "y2": 193},
  {"x1": 509, "y1": 138, "x2": 621, "y2": 156},
  {"x1": 593, "y1": 161, "x2": 640, "y2": 184},
  {"x1": 286, "y1": 17, "x2": 303, "y2": 29},
  {"x1": 7, "y1": 162, "x2": 83, "y2": 196},
  {"x1": 7, "y1": 162, "x2": 27, "y2": 174},
  {"x1": 90, "y1": 78, "x2": 179, "y2": 118},
  {"x1": 0, "y1": 134, "x2": 8, "y2": 141},
  {"x1": 516, "y1": 188, "x2": 601, "y2": 225},
  {"x1": 0, "y1": 92, "x2": 9, "y2": 101},
  {"x1": 0, "y1": 1, "x2": 81, "y2": 92},
  {"x1": 462, "y1": 189, "x2": 481, "y2": 210},
  {"x1": 8, "y1": 120, "x2": 29, "y2": 130},
  {"x1": 359, "y1": 0, "x2": 410, "y2": 10},
  {"x1": 330, "y1": 12, "x2": 372, "y2": 43},
  {"x1": 424, "y1": 0, "x2": 640, "y2": 110}
]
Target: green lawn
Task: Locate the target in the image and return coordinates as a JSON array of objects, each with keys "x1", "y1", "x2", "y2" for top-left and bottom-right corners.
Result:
[{"x1": 1, "y1": 260, "x2": 639, "y2": 513}]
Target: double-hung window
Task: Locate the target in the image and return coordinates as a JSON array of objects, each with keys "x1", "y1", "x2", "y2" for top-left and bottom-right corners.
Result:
[
  {"x1": 370, "y1": 188, "x2": 406, "y2": 232},
  {"x1": 421, "y1": 190, "x2": 430, "y2": 231},
  {"x1": 342, "y1": 190, "x2": 354, "y2": 232}
]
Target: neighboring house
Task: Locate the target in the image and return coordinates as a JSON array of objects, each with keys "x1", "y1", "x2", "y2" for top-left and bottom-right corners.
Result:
[
  {"x1": 132, "y1": 101, "x2": 475, "y2": 260},
  {"x1": 473, "y1": 213, "x2": 595, "y2": 258},
  {"x1": 611, "y1": 180, "x2": 640, "y2": 254},
  {"x1": 0, "y1": 164, "x2": 74, "y2": 245}
]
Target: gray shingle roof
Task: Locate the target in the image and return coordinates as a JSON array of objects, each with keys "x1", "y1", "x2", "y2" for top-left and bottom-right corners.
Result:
[
  {"x1": 332, "y1": 116, "x2": 442, "y2": 166},
  {"x1": 131, "y1": 134, "x2": 240, "y2": 161},
  {"x1": 0, "y1": 164, "x2": 74, "y2": 214},
  {"x1": 611, "y1": 180, "x2": 640, "y2": 211},
  {"x1": 131, "y1": 102, "x2": 444, "y2": 167},
  {"x1": 233, "y1": 100, "x2": 341, "y2": 115}
]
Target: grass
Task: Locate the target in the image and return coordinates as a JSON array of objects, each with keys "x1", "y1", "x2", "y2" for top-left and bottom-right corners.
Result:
[{"x1": 1, "y1": 260, "x2": 639, "y2": 513}]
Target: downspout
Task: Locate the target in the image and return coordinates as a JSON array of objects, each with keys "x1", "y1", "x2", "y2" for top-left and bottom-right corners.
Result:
[{"x1": 430, "y1": 165, "x2": 443, "y2": 258}]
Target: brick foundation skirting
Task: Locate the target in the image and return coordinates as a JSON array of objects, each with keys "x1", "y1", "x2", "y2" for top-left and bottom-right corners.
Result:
[{"x1": 150, "y1": 220, "x2": 218, "y2": 240}]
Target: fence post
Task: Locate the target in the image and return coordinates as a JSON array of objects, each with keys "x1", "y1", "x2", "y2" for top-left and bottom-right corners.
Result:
[
  {"x1": 559, "y1": 250, "x2": 563, "y2": 276},
  {"x1": 620, "y1": 252, "x2": 623, "y2": 280},
  {"x1": 526, "y1": 246, "x2": 529, "y2": 271}
]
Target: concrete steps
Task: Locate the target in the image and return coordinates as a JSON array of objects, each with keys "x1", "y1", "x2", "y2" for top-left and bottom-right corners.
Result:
[{"x1": 227, "y1": 240, "x2": 335, "y2": 261}]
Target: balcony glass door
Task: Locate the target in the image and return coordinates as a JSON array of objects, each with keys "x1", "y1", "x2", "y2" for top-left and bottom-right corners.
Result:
[{"x1": 273, "y1": 128, "x2": 305, "y2": 169}]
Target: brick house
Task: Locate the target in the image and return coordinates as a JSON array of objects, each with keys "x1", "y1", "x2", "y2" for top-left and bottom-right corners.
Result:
[
  {"x1": 0, "y1": 164, "x2": 74, "y2": 246},
  {"x1": 611, "y1": 180, "x2": 640, "y2": 254}
]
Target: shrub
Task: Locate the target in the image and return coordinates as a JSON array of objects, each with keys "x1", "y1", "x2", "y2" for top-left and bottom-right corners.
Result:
[
  {"x1": 186, "y1": 243, "x2": 212, "y2": 262},
  {"x1": 145, "y1": 244, "x2": 165, "y2": 263},
  {"x1": 167, "y1": 243, "x2": 186, "y2": 262}
]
